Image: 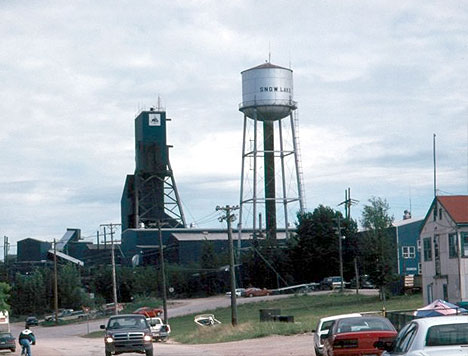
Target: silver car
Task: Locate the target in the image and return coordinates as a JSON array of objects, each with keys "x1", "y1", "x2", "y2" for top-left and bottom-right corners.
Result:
[{"x1": 378, "y1": 315, "x2": 468, "y2": 355}]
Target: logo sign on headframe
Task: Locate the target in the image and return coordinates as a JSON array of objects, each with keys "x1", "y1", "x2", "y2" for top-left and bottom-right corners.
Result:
[{"x1": 149, "y1": 113, "x2": 161, "y2": 126}]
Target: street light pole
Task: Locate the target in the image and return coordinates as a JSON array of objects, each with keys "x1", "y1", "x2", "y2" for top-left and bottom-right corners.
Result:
[{"x1": 54, "y1": 239, "x2": 59, "y2": 325}]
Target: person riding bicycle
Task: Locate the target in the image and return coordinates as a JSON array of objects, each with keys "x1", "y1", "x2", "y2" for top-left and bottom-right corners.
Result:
[{"x1": 18, "y1": 326, "x2": 36, "y2": 356}]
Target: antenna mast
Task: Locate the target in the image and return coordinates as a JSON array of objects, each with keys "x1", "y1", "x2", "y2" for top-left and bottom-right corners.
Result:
[{"x1": 433, "y1": 133, "x2": 437, "y2": 198}]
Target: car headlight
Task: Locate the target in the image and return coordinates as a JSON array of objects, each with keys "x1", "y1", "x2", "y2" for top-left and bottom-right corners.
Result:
[
  {"x1": 105, "y1": 336, "x2": 114, "y2": 343},
  {"x1": 144, "y1": 334, "x2": 152, "y2": 342}
]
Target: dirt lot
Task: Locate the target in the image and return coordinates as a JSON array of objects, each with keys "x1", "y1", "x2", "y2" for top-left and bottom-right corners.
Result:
[{"x1": 7, "y1": 331, "x2": 315, "y2": 356}]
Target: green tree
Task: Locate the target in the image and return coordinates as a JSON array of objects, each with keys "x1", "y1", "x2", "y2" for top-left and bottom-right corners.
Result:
[
  {"x1": 58, "y1": 263, "x2": 89, "y2": 309},
  {"x1": 289, "y1": 205, "x2": 358, "y2": 283},
  {"x1": 0, "y1": 282, "x2": 10, "y2": 312},
  {"x1": 11, "y1": 270, "x2": 48, "y2": 315},
  {"x1": 241, "y1": 238, "x2": 293, "y2": 289},
  {"x1": 360, "y1": 197, "x2": 395, "y2": 299}
]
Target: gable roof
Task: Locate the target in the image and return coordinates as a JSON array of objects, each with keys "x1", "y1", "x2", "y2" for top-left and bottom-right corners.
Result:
[{"x1": 438, "y1": 195, "x2": 468, "y2": 224}]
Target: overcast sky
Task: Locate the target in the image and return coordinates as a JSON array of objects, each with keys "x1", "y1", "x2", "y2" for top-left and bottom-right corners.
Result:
[{"x1": 1, "y1": 1, "x2": 467, "y2": 250}]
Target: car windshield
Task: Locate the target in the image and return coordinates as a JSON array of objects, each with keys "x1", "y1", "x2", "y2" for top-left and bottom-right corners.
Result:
[
  {"x1": 426, "y1": 323, "x2": 468, "y2": 346},
  {"x1": 108, "y1": 316, "x2": 148, "y2": 329},
  {"x1": 0, "y1": 333, "x2": 11, "y2": 338},
  {"x1": 337, "y1": 317, "x2": 394, "y2": 333}
]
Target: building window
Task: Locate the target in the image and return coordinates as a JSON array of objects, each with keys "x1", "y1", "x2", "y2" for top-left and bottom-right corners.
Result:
[
  {"x1": 418, "y1": 263, "x2": 422, "y2": 275},
  {"x1": 449, "y1": 233, "x2": 458, "y2": 258},
  {"x1": 439, "y1": 208, "x2": 442, "y2": 220},
  {"x1": 434, "y1": 235, "x2": 440, "y2": 275},
  {"x1": 423, "y1": 237, "x2": 432, "y2": 261},
  {"x1": 462, "y1": 233, "x2": 468, "y2": 257},
  {"x1": 417, "y1": 239, "x2": 421, "y2": 251},
  {"x1": 402, "y1": 246, "x2": 416, "y2": 259}
]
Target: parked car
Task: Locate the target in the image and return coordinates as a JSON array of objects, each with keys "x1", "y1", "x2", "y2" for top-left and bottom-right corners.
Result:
[
  {"x1": 244, "y1": 287, "x2": 271, "y2": 297},
  {"x1": 350, "y1": 275, "x2": 376, "y2": 289},
  {"x1": 313, "y1": 313, "x2": 362, "y2": 356},
  {"x1": 0, "y1": 332, "x2": 15, "y2": 352},
  {"x1": 100, "y1": 314, "x2": 153, "y2": 356},
  {"x1": 225, "y1": 288, "x2": 246, "y2": 297},
  {"x1": 146, "y1": 317, "x2": 171, "y2": 342},
  {"x1": 376, "y1": 315, "x2": 468, "y2": 355},
  {"x1": 103, "y1": 303, "x2": 124, "y2": 315},
  {"x1": 322, "y1": 316, "x2": 397, "y2": 356},
  {"x1": 133, "y1": 307, "x2": 163, "y2": 318},
  {"x1": 320, "y1": 276, "x2": 346, "y2": 290},
  {"x1": 25, "y1": 316, "x2": 39, "y2": 327}
]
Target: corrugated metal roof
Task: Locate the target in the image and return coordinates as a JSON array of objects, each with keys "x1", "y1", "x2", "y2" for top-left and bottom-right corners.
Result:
[
  {"x1": 172, "y1": 232, "x2": 287, "y2": 241},
  {"x1": 438, "y1": 195, "x2": 468, "y2": 224}
]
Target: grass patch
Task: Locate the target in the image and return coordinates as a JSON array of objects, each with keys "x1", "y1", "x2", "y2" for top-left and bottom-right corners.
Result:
[
  {"x1": 83, "y1": 330, "x2": 104, "y2": 338},
  {"x1": 169, "y1": 293, "x2": 423, "y2": 344}
]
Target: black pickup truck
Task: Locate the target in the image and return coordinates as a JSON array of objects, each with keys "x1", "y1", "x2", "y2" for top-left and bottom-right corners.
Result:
[{"x1": 100, "y1": 314, "x2": 153, "y2": 356}]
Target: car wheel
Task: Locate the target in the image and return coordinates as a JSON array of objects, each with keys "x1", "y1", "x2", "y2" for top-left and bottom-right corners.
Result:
[
  {"x1": 249, "y1": 293, "x2": 254, "y2": 297},
  {"x1": 145, "y1": 349, "x2": 154, "y2": 356},
  {"x1": 266, "y1": 292, "x2": 270, "y2": 296},
  {"x1": 105, "y1": 351, "x2": 111, "y2": 356},
  {"x1": 10, "y1": 348, "x2": 15, "y2": 352}
]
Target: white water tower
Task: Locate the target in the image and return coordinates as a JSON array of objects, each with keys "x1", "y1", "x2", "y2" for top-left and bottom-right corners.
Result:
[{"x1": 238, "y1": 62, "x2": 305, "y2": 243}]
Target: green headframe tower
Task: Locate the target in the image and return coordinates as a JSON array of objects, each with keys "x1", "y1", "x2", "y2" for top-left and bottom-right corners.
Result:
[{"x1": 121, "y1": 106, "x2": 186, "y2": 230}]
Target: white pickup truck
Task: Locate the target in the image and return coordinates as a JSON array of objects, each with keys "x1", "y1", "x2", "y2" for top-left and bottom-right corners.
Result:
[
  {"x1": 44, "y1": 309, "x2": 86, "y2": 322},
  {"x1": 146, "y1": 317, "x2": 171, "y2": 342}
]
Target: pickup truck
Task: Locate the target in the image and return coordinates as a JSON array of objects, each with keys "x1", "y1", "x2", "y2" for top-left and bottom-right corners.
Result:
[
  {"x1": 44, "y1": 309, "x2": 74, "y2": 322},
  {"x1": 101, "y1": 314, "x2": 153, "y2": 356},
  {"x1": 44, "y1": 309, "x2": 87, "y2": 322},
  {"x1": 146, "y1": 317, "x2": 171, "y2": 342}
]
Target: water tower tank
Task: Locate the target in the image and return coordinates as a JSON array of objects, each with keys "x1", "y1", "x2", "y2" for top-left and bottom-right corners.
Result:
[{"x1": 239, "y1": 62, "x2": 297, "y2": 121}]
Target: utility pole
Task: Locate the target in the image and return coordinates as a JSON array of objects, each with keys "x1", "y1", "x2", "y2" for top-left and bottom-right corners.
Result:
[
  {"x1": 54, "y1": 239, "x2": 59, "y2": 325},
  {"x1": 158, "y1": 221, "x2": 168, "y2": 324},
  {"x1": 216, "y1": 205, "x2": 239, "y2": 326},
  {"x1": 111, "y1": 225, "x2": 118, "y2": 315},
  {"x1": 338, "y1": 188, "x2": 359, "y2": 293},
  {"x1": 333, "y1": 216, "x2": 344, "y2": 292},
  {"x1": 338, "y1": 187, "x2": 358, "y2": 221},
  {"x1": 101, "y1": 223, "x2": 121, "y2": 315}
]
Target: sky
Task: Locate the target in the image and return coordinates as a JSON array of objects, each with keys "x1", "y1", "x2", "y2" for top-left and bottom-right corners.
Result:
[{"x1": 1, "y1": 0, "x2": 467, "y2": 251}]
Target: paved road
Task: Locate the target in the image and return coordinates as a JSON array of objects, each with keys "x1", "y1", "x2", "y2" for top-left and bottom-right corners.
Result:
[{"x1": 9, "y1": 290, "x2": 377, "y2": 355}]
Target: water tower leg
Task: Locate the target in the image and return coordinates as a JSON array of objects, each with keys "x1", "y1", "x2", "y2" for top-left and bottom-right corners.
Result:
[
  {"x1": 263, "y1": 120, "x2": 277, "y2": 240},
  {"x1": 237, "y1": 115, "x2": 248, "y2": 261},
  {"x1": 252, "y1": 110, "x2": 258, "y2": 241},
  {"x1": 278, "y1": 119, "x2": 289, "y2": 239}
]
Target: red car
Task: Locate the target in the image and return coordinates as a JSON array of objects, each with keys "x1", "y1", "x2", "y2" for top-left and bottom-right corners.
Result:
[
  {"x1": 322, "y1": 316, "x2": 397, "y2": 356},
  {"x1": 133, "y1": 306, "x2": 163, "y2": 318},
  {"x1": 244, "y1": 287, "x2": 271, "y2": 297}
]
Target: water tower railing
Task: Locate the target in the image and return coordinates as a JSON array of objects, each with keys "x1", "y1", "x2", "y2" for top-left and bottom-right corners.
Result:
[{"x1": 239, "y1": 99, "x2": 297, "y2": 110}]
